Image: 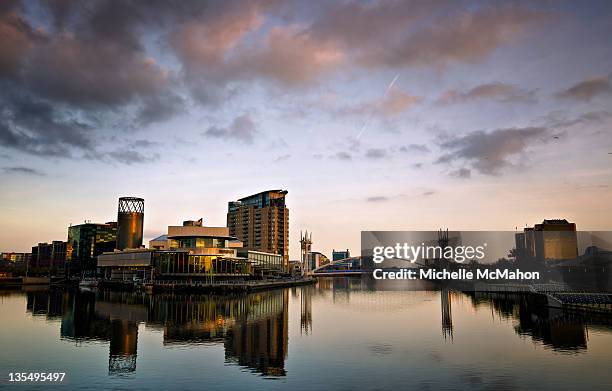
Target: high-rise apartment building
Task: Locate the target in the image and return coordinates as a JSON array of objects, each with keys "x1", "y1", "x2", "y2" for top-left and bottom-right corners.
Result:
[{"x1": 227, "y1": 190, "x2": 289, "y2": 264}]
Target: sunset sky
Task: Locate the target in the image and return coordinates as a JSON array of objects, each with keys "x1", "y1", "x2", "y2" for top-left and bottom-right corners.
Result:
[{"x1": 1, "y1": 0, "x2": 611, "y2": 259}]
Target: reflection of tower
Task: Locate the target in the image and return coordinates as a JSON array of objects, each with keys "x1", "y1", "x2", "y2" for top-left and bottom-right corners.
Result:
[
  {"x1": 108, "y1": 319, "x2": 138, "y2": 374},
  {"x1": 300, "y1": 286, "x2": 313, "y2": 335},
  {"x1": 300, "y1": 230, "x2": 312, "y2": 276},
  {"x1": 440, "y1": 289, "x2": 453, "y2": 340}
]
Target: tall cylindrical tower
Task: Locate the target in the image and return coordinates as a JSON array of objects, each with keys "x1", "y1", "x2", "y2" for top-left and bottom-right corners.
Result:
[{"x1": 116, "y1": 197, "x2": 144, "y2": 250}]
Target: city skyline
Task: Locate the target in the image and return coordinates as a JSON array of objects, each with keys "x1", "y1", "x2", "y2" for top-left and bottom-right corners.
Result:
[{"x1": 1, "y1": 1, "x2": 612, "y2": 259}]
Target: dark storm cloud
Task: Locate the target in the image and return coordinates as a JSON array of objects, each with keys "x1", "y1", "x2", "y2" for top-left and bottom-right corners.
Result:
[
  {"x1": 557, "y1": 75, "x2": 612, "y2": 101},
  {"x1": 203, "y1": 114, "x2": 258, "y2": 144},
  {"x1": 437, "y1": 127, "x2": 550, "y2": 175},
  {"x1": 437, "y1": 83, "x2": 535, "y2": 104},
  {"x1": 2, "y1": 166, "x2": 45, "y2": 176}
]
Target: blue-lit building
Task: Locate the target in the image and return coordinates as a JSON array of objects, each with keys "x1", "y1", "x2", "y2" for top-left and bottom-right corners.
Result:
[{"x1": 332, "y1": 249, "x2": 351, "y2": 262}]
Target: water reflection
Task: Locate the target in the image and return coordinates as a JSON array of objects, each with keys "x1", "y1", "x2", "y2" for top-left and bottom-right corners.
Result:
[
  {"x1": 26, "y1": 288, "x2": 289, "y2": 377},
  {"x1": 465, "y1": 291, "x2": 612, "y2": 353},
  {"x1": 19, "y1": 277, "x2": 612, "y2": 383}
]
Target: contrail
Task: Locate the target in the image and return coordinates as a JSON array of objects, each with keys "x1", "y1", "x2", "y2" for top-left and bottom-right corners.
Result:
[{"x1": 356, "y1": 73, "x2": 399, "y2": 140}]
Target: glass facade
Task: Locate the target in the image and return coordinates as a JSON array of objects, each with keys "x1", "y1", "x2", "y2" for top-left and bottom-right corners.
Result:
[
  {"x1": 67, "y1": 223, "x2": 117, "y2": 275},
  {"x1": 153, "y1": 251, "x2": 251, "y2": 276}
]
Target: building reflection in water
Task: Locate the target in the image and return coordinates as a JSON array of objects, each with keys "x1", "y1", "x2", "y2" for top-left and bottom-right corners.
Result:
[
  {"x1": 301, "y1": 285, "x2": 313, "y2": 335},
  {"x1": 25, "y1": 288, "x2": 289, "y2": 377},
  {"x1": 440, "y1": 289, "x2": 453, "y2": 340},
  {"x1": 23, "y1": 281, "x2": 612, "y2": 379},
  {"x1": 464, "y1": 292, "x2": 608, "y2": 353}
]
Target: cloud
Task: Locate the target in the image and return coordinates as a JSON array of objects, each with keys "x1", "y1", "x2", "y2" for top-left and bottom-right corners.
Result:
[
  {"x1": 341, "y1": 87, "x2": 420, "y2": 117},
  {"x1": 366, "y1": 196, "x2": 388, "y2": 202},
  {"x1": 342, "y1": 5, "x2": 549, "y2": 69},
  {"x1": 0, "y1": 0, "x2": 557, "y2": 165},
  {"x1": 334, "y1": 151, "x2": 352, "y2": 161},
  {"x1": 422, "y1": 190, "x2": 435, "y2": 196},
  {"x1": 0, "y1": 89, "x2": 94, "y2": 157},
  {"x1": 365, "y1": 148, "x2": 388, "y2": 159},
  {"x1": 541, "y1": 110, "x2": 612, "y2": 129},
  {"x1": 450, "y1": 168, "x2": 471, "y2": 179},
  {"x1": 400, "y1": 144, "x2": 430, "y2": 153},
  {"x1": 437, "y1": 127, "x2": 549, "y2": 175},
  {"x1": 274, "y1": 154, "x2": 291, "y2": 162},
  {"x1": 2, "y1": 166, "x2": 45, "y2": 176},
  {"x1": 437, "y1": 83, "x2": 535, "y2": 104},
  {"x1": 203, "y1": 114, "x2": 258, "y2": 144},
  {"x1": 104, "y1": 149, "x2": 160, "y2": 165},
  {"x1": 556, "y1": 75, "x2": 612, "y2": 101}
]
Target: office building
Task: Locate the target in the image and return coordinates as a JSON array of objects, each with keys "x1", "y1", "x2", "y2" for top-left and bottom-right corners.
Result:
[
  {"x1": 516, "y1": 219, "x2": 578, "y2": 262},
  {"x1": 227, "y1": 190, "x2": 289, "y2": 264},
  {"x1": 67, "y1": 222, "x2": 117, "y2": 275},
  {"x1": 332, "y1": 249, "x2": 351, "y2": 261},
  {"x1": 30, "y1": 241, "x2": 66, "y2": 269}
]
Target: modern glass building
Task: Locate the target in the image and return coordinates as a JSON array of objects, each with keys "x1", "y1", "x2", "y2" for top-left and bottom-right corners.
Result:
[
  {"x1": 67, "y1": 222, "x2": 117, "y2": 276},
  {"x1": 98, "y1": 220, "x2": 254, "y2": 280},
  {"x1": 332, "y1": 249, "x2": 351, "y2": 261}
]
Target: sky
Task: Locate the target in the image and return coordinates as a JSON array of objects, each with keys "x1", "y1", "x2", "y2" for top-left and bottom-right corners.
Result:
[{"x1": 0, "y1": 0, "x2": 611, "y2": 259}]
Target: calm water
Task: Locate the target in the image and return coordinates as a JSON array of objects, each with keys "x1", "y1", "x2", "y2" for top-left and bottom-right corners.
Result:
[{"x1": 1, "y1": 277, "x2": 612, "y2": 390}]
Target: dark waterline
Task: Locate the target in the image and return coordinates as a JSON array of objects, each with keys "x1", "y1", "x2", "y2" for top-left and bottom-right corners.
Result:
[{"x1": 1, "y1": 277, "x2": 612, "y2": 390}]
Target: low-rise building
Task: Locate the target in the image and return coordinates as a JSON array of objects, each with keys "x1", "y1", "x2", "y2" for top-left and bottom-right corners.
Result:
[{"x1": 99, "y1": 219, "x2": 282, "y2": 281}]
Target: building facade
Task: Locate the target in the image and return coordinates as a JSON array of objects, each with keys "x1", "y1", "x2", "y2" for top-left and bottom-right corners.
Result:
[
  {"x1": 236, "y1": 249, "x2": 285, "y2": 276},
  {"x1": 67, "y1": 222, "x2": 117, "y2": 275},
  {"x1": 227, "y1": 190, "x2": 289, "y2": 264},
  {"x1": 332, "y1": 249, "x2": 351, "y2": 261},
  {"x1": 516, "y1": 219, "x2": 578, "y2": 262},
  {"x1": 308, "y1": 251, "x2": 330, "y2": 271},
  {"x1": 99, "y1": 220, "x2": 256, "y2": 281},
  {"x1": 30, "y1": 241, "x2": 66, "y2": 269}
]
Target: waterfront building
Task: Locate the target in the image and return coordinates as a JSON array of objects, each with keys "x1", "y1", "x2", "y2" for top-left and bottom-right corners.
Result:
[
  {"x1": 0, "y1": 252, "x2": 31, "y2": 266},
  {"x1": 116, "y1": 197, "x2": 144, "y2": 250},
  {"x1": 516, "y1": 219, "x2": 578, "y2": 262},
  {"x1": 227, "y1": 190, "x2": 289, "y2": 264},
  {"x1": 98, "y1": 219, "x2": 253, "y2": 281},
  {"x1": 308, "y1": 251, "x2": 330, "y2": 271},
  {"x1": 67, "y1": 222, "x2": 117, "y2": 275},
  {"x1": 149, "y1": 235, "x2": 168, "y2": 250},
  {"x1": 236, "y1": 249, "x2": 285, "y2": 277},
  {"x1": 332, "y1": 249, "x2": 350, "y2": 261},
  {"x1": 30, "y1": 241, "x2": 66, "y2": 269}
]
